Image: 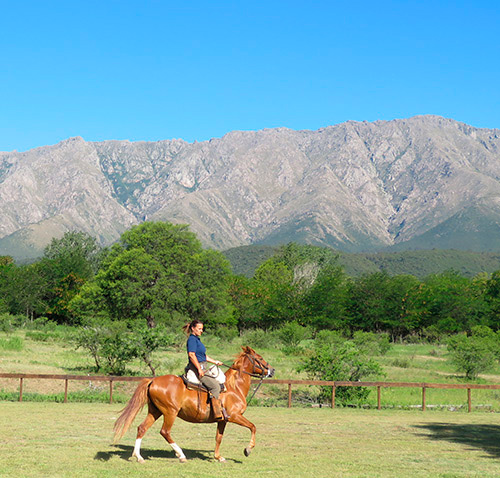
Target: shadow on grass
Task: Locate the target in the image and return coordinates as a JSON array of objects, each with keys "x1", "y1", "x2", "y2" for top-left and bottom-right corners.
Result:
[
  {"x1": 413, "y1": 423, "x2": 500, "y2": 459},
  {"x1": 95, "y1": 444, "x2": 243, "y2": 463}
]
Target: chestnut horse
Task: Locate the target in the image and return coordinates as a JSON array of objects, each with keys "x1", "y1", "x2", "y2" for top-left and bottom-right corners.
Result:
[{"x1": 113, "y1": 346, "x2": 274, "y2": 463}]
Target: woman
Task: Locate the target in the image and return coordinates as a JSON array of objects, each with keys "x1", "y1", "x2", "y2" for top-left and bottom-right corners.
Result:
[{"x1": 183, "y1": 319, "x2": 229, "y2": 421}]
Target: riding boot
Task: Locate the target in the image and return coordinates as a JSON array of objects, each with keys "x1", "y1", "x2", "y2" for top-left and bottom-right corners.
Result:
[
  {"x1": 211, "y1": 398, "x2": 229, "y2": 421},
  {"x1": 211, "y1": 398, "x2": 223, "y2": 420}
]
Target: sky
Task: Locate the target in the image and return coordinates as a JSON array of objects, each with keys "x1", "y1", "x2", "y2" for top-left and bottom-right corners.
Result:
[{"x1": 1, "y1": 0, "x2": 499, "y2": 152}]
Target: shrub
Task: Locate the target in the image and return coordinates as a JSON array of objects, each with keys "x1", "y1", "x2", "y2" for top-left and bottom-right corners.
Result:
[
  {"x1": 391, "y1": 357, "x2": 411, "y2": 368},
  {"x1": 447, "y1": 334, "x2": 496, "y2": 380},
  {"x1": 352, "y1": 331, "x2": 391, "y2": 356},
  {"x1": 240, "y1": 329, "x2": 275, "y2": 349},
  {"x1": 277, "y1": 321, "x2": 311, "y2": 347},
  {"x1": 0, "y1": 313, "x2": 14, "y2": 333},
  {"x1": 0, "y1": 336, "x2": 24, "y2": 351},
  {"x1": 313, "y1": 330, "x2": 346, "y2": 348},
  {"x1": 298, "y1": 342, "x2": 384, "y2": 405},
  {"x1": 214, "y1": 326, "x2": 238, "y2": 343}
]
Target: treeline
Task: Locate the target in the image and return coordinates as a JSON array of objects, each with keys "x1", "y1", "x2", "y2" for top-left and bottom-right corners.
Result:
[
  {"x1": 1, "y1": 222, "x2": 500, "y2": 340},
  {"x1": 224, "y1": 245, "x2": 500, "y2": 279}
]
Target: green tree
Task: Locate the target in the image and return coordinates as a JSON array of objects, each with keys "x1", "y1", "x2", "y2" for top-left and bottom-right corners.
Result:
[
  {"x1": 346, "y1": 272, "x2": 420, "y2": 337},
  {"x1": 39, "y1": 231, "x2": 102, "y2": 323},
  {"x1": 404, "y1": 271, "x2": 488, "y2": 334},
  {"x1": 72, "y1": 222, "x2": 233, "y2": 329}
]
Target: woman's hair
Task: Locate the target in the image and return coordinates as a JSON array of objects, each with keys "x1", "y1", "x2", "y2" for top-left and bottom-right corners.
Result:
[{"x1": 182, "y1": 319, "x2": 203, "y2": 336}]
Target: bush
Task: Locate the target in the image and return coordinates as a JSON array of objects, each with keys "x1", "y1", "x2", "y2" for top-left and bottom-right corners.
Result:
[
  {"x1": 240, "y1": 329, "x2": 276, "y2": 349},
  {"x1": 313, "y1": 330, "x2": 346, "y2": 348},
  {"x1": 352, "y1": 331, "x2": 391, "y2": 356},
  {"x1": 214, "y1": 326, "x2": 238, "y2": 343},
  {"x1": 25, "y1": 317, "x2": 58, "y2": 331},
  {"x1": 74, "y1": 322, "x2": 137, "y2": 375},
  {"x1": 447, "y1": 334, "x2": 496, "y2": 380},
  {"x1": 298, "y1": 342, "x2": 384, "y2": 405},
  {"x1": 0, "y1": 336, "x2": 24, "y2": 351},
  {"x1": 0, "y1": 313, "x2": 14, "y2": 333},
  {"x1": 277, "y1": 321, "x2": 311, "y2": 347},
  {"x1": 391, "y1": 357, "x2": 411, "y2": 368}
]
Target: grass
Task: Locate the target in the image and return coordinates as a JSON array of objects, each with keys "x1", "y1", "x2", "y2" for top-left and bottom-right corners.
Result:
[{"x1": 1, "y1": 403, "x2": 500, "y2": 477}]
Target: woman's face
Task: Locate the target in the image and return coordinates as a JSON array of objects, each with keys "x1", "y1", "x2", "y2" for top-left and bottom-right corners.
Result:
[{"x1": 192, "y1": 323, "x2": 204, "y2": 336}]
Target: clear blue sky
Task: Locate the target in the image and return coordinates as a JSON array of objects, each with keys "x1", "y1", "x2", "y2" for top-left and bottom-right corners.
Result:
[{"x1": 1, "y1": 0, "x2": 499, "y2": 152}]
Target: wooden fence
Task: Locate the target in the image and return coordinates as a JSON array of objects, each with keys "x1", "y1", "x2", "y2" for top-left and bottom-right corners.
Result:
[{"x1": 1, "y1": 373, "x2": 500, "y2": 412}]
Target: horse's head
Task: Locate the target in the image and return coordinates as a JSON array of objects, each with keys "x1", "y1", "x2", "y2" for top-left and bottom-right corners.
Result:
[{"x1": 241, "y1": 346, "x2": 275, "y2": 378}]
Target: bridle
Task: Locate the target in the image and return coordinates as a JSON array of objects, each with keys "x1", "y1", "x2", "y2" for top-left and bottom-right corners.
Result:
[
  {"x1": 221, "y1": 351, "x2": 274, "y2": 404},
  {"x1": 221, "y1": 352, "x2": 272, "y2": 378}
]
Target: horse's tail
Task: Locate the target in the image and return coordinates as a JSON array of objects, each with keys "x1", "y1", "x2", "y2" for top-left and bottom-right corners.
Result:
[{"x1": 113, "y1": 378, "x2": 152, "y2": 443}]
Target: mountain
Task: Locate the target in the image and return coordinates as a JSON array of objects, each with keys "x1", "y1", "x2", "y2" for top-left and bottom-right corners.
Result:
[{"x1": 1, "y1": 115, "x2": 500, "y2": 259}]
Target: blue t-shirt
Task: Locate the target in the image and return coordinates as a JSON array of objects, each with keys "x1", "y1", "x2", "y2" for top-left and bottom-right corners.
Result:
[{"x1": 187, "y1": 334, "x2": 207, "y2": 363}]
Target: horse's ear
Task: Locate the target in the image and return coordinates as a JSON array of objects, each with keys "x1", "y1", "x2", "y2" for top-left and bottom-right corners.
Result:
[{"x1": 241, "y1": 345, "x2": 252, "y2": 353}]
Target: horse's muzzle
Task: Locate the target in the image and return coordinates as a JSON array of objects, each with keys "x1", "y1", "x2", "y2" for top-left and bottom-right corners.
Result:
[{"x1": 267, "y1": 367, "x2": 275, "y2": 378}]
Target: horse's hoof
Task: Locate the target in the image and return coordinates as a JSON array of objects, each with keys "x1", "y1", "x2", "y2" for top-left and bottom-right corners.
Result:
[
  {"x1": 215, "y1": 456, "x2": 226, "y2": 463},
  {"x1": 133, "y1": 455, "x2": 145, "y2": 464},
  {"x1": 179, "y1": 458, "x2": 187, "y2": 463},
  {"x1": 244, "y1": 447, "x2": 252, "y2": 457}
]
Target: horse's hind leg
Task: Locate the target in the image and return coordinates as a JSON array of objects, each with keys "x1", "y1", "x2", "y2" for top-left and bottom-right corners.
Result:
[
  {"x1": 132, "y1": 402, "x2": 161, "y2": 463},
  {"x1": 159, "y1": 412, "x2": 187, "y2": 463}
]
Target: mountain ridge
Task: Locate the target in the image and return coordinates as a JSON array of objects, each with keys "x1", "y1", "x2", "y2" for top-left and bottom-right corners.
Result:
[{"x1": 1, "y1": 115, "x2": 500, "y2": 259}]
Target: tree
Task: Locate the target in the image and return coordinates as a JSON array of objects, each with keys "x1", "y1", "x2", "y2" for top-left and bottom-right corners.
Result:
[
  {"x1": 345, "y1": 272, "x2": 419, "y2": 336},
  {"x1": 72, "y1": 222, "x2": 233, "y2": 329},
  {"x1": 39, "y1": 231, "x2": 102, "y2": 323},
  {"x1": 404, "y1": 271, "x2": 488, "y2": 334}
]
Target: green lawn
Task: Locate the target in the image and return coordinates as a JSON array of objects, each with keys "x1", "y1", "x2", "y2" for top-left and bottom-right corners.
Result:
[{"x1": 1, "y1": 403, "x2": 500, "y2": 477}]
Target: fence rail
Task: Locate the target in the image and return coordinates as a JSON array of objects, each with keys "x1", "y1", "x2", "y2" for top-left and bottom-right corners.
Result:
[{"x1": 1, "y1": 373, "x2": 500, "y2": 412}]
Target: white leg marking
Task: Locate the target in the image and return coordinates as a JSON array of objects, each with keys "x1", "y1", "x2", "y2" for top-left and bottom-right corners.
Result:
[
  {"x1": 132, "y1": 438, "x2": 145, "y2": 462},
  {"x1": 170, "y1": 442, "x2": 186, "y2": 460}
]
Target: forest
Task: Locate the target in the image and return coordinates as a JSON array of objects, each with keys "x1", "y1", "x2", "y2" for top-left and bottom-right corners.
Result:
[
  {"x1": 2, "y1": 221, "x2": 500, "y2": 337},
  {"x1": 2, "y1": 221, "x2": 500, "y2": 383}
]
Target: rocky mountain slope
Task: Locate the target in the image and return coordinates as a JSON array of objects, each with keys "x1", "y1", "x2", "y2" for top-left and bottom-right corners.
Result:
[{"x1": 1, "y1": 115, "x2": 500, "y2": 259}]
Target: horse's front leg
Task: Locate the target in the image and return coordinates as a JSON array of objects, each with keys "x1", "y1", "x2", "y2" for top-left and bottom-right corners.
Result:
[
  {"x1": 228, "y1": 414, "x2": 257, "y2": 457},
  {"x1": 214, "y1": 420, "x2": 227, "y2": 462}
]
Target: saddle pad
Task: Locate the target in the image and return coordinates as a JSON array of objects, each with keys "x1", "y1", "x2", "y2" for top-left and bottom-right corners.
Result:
[{"x1": 186, "y1": 365, "x2": 226, "y2": 385}]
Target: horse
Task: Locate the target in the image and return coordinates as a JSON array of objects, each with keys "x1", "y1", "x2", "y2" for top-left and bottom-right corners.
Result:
[{"x1": 113, "y1": 346, "x2": 275, "y2": 463}]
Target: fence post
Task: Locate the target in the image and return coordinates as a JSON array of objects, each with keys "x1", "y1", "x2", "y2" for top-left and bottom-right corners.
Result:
[
  {"x1": 422, "y1": 386, "x2": 426, "y2": 411},
  {"x1": 467, "y1": 388, "x2": 472, "y2": 412},
  {"x1": 377, "y1": 386, "x2": 381, "y2": 410},
  {"x1": 109, "y1": 380, "x2": 113, "y2": 404},
  {"x1": 287, "y1": 383, "x2": 292, "y2": 408},
  {"x1": 331, "y1": 386, "x2": 336, "y2": 409},
  {"x1": 64, "y1": 379, "x2": 69, "y2": 403},
  {"x1": 19, "y1": 377, "x2": 23, "y2": 402}
]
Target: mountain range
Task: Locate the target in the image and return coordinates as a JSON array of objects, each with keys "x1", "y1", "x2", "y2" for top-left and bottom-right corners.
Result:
[{"x1": 1, "y1": 115, "x2": 500, "y2": 259}]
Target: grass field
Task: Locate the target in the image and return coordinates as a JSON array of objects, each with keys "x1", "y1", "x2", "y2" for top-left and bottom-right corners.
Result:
[{"x1": 1, "y1": 403, "x2": 500, "y2": 477}]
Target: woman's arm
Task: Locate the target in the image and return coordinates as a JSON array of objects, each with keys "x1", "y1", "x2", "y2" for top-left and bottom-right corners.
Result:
[
  {"x1": 188, "y1": 352, "x2": 205, "y2": 377},
  {"x1": 206, "y1": 355, "x2": 223, "y2": 366}
]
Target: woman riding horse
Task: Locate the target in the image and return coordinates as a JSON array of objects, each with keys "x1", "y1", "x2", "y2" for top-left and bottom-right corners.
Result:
[{"x1": 113, "y1": 345, "x2": 274, "y2": 462}]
